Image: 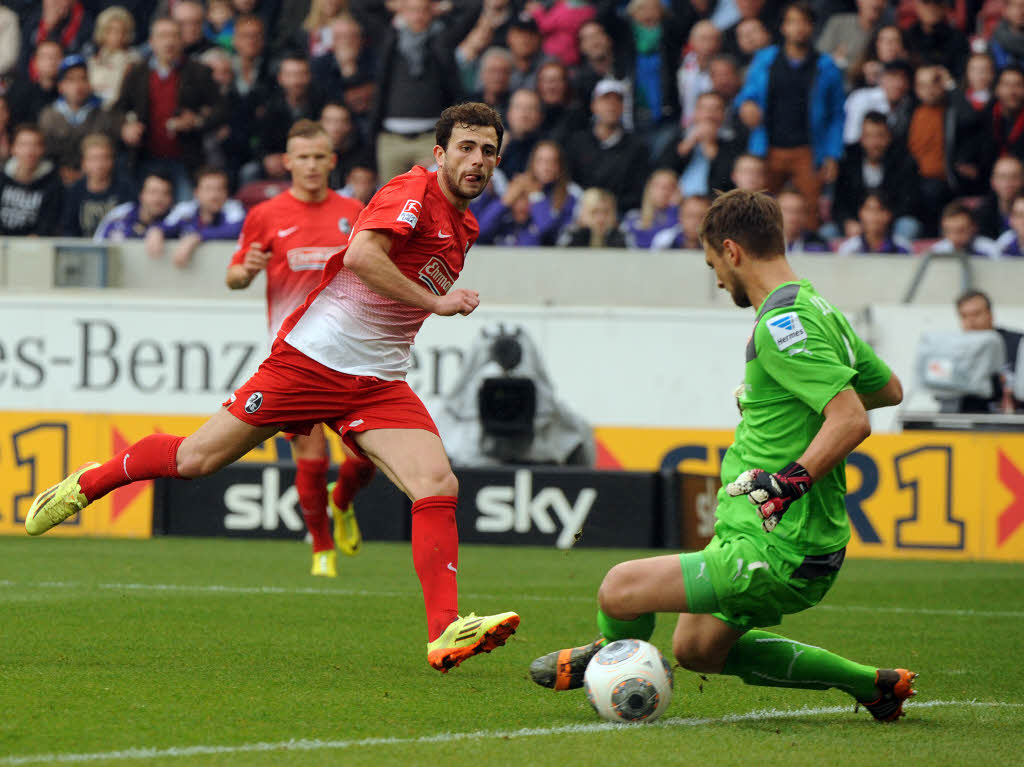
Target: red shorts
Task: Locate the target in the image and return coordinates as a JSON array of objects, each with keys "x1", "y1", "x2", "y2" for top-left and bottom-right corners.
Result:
[{"x1": 223, "y1": 339, "x2": 439, "y2": 455}]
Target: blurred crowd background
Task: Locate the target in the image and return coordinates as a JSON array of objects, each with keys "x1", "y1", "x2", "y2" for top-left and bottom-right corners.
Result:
[{"x1": 4, "y1": 0, "x2": 1024, "y2": 260}]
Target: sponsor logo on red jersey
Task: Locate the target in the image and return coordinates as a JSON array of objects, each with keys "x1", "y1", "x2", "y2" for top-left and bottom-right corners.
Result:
[
  {"x1": 286, "y1": 247, "x2": 337, "y2": 271},
  {"x1": 418, "y1": 257, "x2": 455, "y2": 295},
  {"x1": 398, "y1": 199, "x2": 421, "y2": 227}
]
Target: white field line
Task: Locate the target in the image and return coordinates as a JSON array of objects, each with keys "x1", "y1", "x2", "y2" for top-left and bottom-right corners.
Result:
[
  {"x1": 1, "y1": 700, "x2": 1020, "y2": 766},
  {"x1": 2, "y1": 579, "x2": 1023, "y2": 618}
]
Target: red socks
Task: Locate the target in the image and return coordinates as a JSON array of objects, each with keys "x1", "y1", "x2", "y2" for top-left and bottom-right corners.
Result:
[
  {"x1": 78, "y1": 433, "x2": 184, "y2": 502},
  {"x1": 411, "y1": 495, "x2": 460, "y2": 642},
  {"x1": 331, "y1": 454, "x2": 376, "y2": 510},
  {"x1": 295, "y1": 458, "x2": 332, "y2": 553}
]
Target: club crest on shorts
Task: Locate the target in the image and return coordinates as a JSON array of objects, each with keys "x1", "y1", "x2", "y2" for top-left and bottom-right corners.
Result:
[
  {"x1": 244, "y1": 392, "x2": 263, "y2": 413},
  {"x1": 397, "y1": 199, "x2": 421, "y2": 227}
]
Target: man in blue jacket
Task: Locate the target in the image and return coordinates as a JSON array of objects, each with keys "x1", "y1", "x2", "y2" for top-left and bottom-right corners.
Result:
[{"x1": 735, "y1": 1, "x2": 844, "y2": 229}]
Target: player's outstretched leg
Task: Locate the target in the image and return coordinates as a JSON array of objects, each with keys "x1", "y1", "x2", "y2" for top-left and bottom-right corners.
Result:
[
  {"x1": 716, "y1": 629, "x2": 918, "y2": 722},
  {"x1": 26, "y1": 433, "x2": 187, "y2": 535},
  {"x1": 25, "y1": 462, "x2": 102, "y2": 535},
  {"x1": 26, "y1": 412, "x2": 275, "y2": 536}
]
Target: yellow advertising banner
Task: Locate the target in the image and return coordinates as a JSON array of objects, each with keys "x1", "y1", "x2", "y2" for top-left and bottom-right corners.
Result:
[
  {"x1": 4, "y1": 410, "x2": 1023, "y2": 562},
  {"x1": 595, "y1": 427, "x2": 1024, "y2": 562}
]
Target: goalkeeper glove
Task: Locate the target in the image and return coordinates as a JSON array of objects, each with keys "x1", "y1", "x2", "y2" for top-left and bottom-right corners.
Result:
[{"x1": 725, "y1": 461, "x2": 812, "y2": 532}]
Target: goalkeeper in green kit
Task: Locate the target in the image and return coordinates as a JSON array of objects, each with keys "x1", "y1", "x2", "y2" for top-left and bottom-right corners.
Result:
[{"x1": 530, "y1": 189, "x2": 917, "y2": 722}]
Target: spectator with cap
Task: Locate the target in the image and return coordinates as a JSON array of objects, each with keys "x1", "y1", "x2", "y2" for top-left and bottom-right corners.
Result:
[
  {"x1": 38, "y1": 55, "x2": 119, "y2": 186},
  {"x1": 20, "y1": 0, "x2": 94, "y2": 74},
  {"x1": 0, "y1": 124, "x2": 63, "y2": 236},
  {"x1": 565, "y1": 78, "x2": 649, "y2": 212},
  {"x1": 8, "y1": 41, "x2": 63, "y2": 127},
  {"x1": 113, "y1": 15, "x2": 225, "y2": 201},
  {"x1": 736, "y1": 1, "x2": 844, "y2": 229},
  {"x1": 372, "y1": 0, "x2": 463, "y2": 183},
  {"x1": 93, "y1": 171, "x2": 174, "y2": 241},
  {"x1": 904, "y1": 0, "x2": 969, "y2": 79},
  {"x1": 87, "y1": 6, "x2": 142, "y2": 109},
  {"x1": 955, "y1": 289, "x2": 1023, "y2": 413},
  {"x1": 977, "y1": 156, "x2": 1024, "y2": 239},
  {"x1": 59, "y1": 133, "x2": 134, "y2": 237}
]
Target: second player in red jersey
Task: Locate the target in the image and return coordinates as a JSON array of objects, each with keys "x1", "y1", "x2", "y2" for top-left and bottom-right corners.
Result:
[{"x1": 226, "y1": 119, "x2": 375, "y2": 578}]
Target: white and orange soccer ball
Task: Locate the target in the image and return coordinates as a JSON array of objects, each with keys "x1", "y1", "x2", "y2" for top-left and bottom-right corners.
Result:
[{"x1": 583, "y1": 639, "x2": 674, "y2": 723}]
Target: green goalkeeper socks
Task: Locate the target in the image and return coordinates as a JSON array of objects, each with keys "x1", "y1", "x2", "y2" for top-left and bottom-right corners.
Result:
[
  {"x1": 596, "y1": 609, "x2": 655, "y2": 642},
  {"x1": 721, "y1": 629, "x2": 878, "y2": 701}
]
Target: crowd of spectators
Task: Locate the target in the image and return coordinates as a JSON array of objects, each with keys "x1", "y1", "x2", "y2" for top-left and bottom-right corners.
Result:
[{"x1": 3, "y1": 0, "x2": 1024, "y2": 259}]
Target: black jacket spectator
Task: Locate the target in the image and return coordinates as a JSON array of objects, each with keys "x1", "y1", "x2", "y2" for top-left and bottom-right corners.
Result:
[
  {"x1": 0, "y1": 157, "x2": 63, "y2": 235},
  {"x1": 566, "y1": 128, "x2": 650, "y2": 212},
  {"x1": 834, "y1": 144, "x2": 920, "y2": 229},
  {"x1": 905, "y1": 17, "x2": 970, "y2": 80}
]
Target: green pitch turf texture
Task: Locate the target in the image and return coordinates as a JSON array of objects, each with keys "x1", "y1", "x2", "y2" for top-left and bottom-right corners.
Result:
[{"x1": 2, "y1": 537, "x2": 1022, "y2": 767}]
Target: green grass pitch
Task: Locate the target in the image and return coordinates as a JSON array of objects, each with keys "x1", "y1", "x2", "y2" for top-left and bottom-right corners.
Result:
[{"x1": 1, "y1": 536, "x2": 1022, "y2": 766}]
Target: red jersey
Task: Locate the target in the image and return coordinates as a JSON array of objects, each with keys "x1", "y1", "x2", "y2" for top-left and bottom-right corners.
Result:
[
  {"x1": 231, "y1": 190, "x2": 364, "y2": 336},
  {"x1": 281, "y1": 166, "x2": 479, "y2": 380}
]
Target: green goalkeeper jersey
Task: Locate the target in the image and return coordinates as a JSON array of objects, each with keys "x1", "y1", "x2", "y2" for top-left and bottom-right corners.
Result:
[{"x1": 716, "y1": 280, "x2": 892, "y2": 556}]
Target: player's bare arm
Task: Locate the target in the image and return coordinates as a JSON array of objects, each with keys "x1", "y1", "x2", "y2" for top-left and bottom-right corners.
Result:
[
  {"x1": 344, "y1": 229, "x2": 480, "y2": 316},
  {"x1": 794, "y1": 388, "x2": 871, "y2": 481},
  {"x1": 226, "y1": 242, "x2": 272, "y2": 289},
  {"x1": 857, "y1": 373, "x2": 903, "y2": 411}
]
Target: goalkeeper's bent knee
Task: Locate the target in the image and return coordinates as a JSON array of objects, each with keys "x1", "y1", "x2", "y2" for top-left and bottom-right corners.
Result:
[{"x1": 597, "y1": 609, "x2": 655, "y2": 642}]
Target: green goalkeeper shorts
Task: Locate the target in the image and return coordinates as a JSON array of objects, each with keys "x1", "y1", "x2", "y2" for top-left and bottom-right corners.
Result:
[{"x1": 679, "y1": 533, "x2": 845, "y2": 630}]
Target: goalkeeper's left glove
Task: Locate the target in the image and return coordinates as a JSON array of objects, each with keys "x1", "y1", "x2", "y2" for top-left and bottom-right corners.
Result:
[{"x1": 725, "y1": 462, "x2": 812, "y2": 532}]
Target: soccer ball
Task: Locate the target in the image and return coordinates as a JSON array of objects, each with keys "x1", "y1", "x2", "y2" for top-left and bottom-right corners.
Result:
[{"x1": 583, "y1": 639, "x2": 674, "y2": 723}]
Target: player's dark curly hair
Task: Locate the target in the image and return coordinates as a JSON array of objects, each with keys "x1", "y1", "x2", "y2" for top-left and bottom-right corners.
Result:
[
  {"x1": 698, "y1": 189, "x2": 785, "y2": 258},
  {"x1": 435, "y1": 102, "x2": 504, "y2": 153}
]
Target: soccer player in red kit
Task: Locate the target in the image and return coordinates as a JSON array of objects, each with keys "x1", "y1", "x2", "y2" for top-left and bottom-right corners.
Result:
[
  {"x1": 227, "y1": 119, "x2": 376, "y2": 579},
  {"x1": 27, "y1": 102, "x2": 519, "y2": 672}
]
